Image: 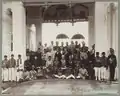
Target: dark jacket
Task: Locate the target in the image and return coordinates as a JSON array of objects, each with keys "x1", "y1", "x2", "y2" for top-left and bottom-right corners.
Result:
[
  {"x1": 8, "y1": 58, "x2": 16, "y2": 68},
  {"x1": 95, "y1": 56, "x2": 101, "y2": 67},
  {"x1": 2, "y1": 59, "x2": 8, "y2": 68},
  {"x1": 100, "y1": 56, "x2": 107, "y2": 67},
  {"x1": 55, "y1": 52, "x2": 62, "y2": 61},
  {"x1": 107, "y1": 54, "x2": 117, "y2": 68},
  {"x1": 24, "y1": 60, "x2": 32, "y2": 71}
]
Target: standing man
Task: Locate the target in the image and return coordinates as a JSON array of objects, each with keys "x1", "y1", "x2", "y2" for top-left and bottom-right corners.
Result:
[
  {"x1": 60, "y1": 42, "x2": 64, "y2": 50},
  {"x1": 2, "y1": 55, "x2": 9, "y2": 82},
  {"x1": 69, "y1": 41, "x2": 75, "y2": 54},
  {"x1": 16, "y1": 54, "x2": 24, "y2": 82},
  {"x1": 94, "y1": 52, "x2": 101, "y2": 81},
  {"x1": 36, "y1": 48, "x2": 42, "y2": 67},
  {"x1": 100, "y1": 52, "x2": 107, "y2": 81},
  {"x1": 107, "y1": 48, "x2": 117, "y2": 81},
  {"x1": 37, "y1": 42, "x2": 43, "y2": 52},
  {"x1": 81, "y1": 41, "x2": 87, "y2": 52},
  {"x1": 49, "y1": 41, "x2": 54, "y2": 51},
  {"x1": 54, "y1": 41, "x2": 59, "y2": 51},
  {"x1": 55, "y1": 48, "x2": 62, "y2": 63},
  {"x1": 24, "y1": 56, "x2": 32, "y2": 72},
  {"x1": 8, "y1": 54, "x2": 16, "y2": 81},
  {"x1": 65, "y1": 42, "x2": 69, "y2": 50},
  {"x1": 75, "y1": 41, "x2": 79, "y2": 50}
]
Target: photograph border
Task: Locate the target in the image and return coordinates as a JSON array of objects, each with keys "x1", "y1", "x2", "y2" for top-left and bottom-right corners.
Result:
[
  {"x1": 0, "y1": 0, "x2": 2, "y2": 95},
  {"x1": 118, "y1": 0, "x2": 120, "y2": 94},
  {"x1": 0, "y1": 0, "x2": 119, "y2": 96}
]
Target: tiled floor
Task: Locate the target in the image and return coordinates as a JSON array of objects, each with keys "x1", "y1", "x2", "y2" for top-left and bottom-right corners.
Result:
[{"x1": 2, "y1": 79, "x2": 118, "y2": 96}]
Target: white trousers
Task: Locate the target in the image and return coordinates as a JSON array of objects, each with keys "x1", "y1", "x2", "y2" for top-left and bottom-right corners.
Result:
[
  {"x1": 100, "y1": 67, "x2": 107, "y2": 80},
  {"x1": 66, "y1": 74, "x2": 75, "y2": 79},
  {"x1": 115, "y1": 67, "x2": 118, "y2": 80},
  {"x1": 76, "y1": 75, "x2": 85, "y2": 80},
  {"x1": 54, "y1": 75, "x2": 66, "y2": 79},
  {"x1": 8, "y1": 68, "x2": 17, "y2": 81},
  {"x1": 16, "y1": 71, "x2": 23, "y2": 81},
  {"x1": 105, "y1": 68, "x2": 110, "y2": 80},
  {"x1": 2, "y1": 68, "x2": 9, "y2": 81},
  {"x1": 94, "y1": 67, "x2": 101, "y2": 80}
]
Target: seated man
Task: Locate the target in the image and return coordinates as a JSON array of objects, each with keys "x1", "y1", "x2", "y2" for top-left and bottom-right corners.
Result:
[
  {"x1": 74, "y1": 60, "x2": 80, "y2": 77},
  {"x1": 61, "y1": 55, "x2": 67, "y2": 74},
  {"x1": 29, "y1": 65, "x2": 37, "y2": 80},
  {"x1": 36, "y1": 67, "x2": 44, "y2": 79},
  {"x1": 76, "y1": 64, "x2": 88, "y2": 80},
  {"x1": 46, "y1": 56, "x2": 53, "y2": 78},
  {"x1": 22, "y1": 69, "x2": 30, "y2": 81}
]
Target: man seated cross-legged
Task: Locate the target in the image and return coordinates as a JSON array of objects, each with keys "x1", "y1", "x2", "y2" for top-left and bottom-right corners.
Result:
[{"x1": 76, "y1": 64, "x2": 88, "y2": 80}]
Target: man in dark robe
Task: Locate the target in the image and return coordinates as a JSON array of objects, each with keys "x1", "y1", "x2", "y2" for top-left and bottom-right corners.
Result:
[
  {"x1": 55, "y1": 48, "x2": 62, "y2": 63},
  {"x1": 24, "y1": 56, "x2": 32, "y2": 71},
  {"x1": 60, "y1": 42, "x2": 64, "y2": 51},
  {"x1": 36, "y1": 48, "x2": 42, "y2": 66},
  {"x1": 107, "y1": 48, "x2": 117, "y2": 81},
  {"x1": 64, "y1": 48, "x2": 70, "y2": 67},
  {"x1": 33, "y1": 56, "x2": 40, "y2": 71},
  {"x1": 54, "y1": 41, "x2": 60, "y2": 51},
  {"x1": 75, "y1": 41, "x2": 79, "y2": 49},
  {"x1": 30, "y1": 51, "x2": 35, "y2": 65},
  {"x1": 65, "y1": 42, "x2": 69, "y2": 50}
]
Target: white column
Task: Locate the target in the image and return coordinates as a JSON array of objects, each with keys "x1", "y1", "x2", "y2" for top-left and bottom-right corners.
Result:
[
  {"x1": 107, "y1": 3, "x2": 113, "y2": 49},
  {"x1": 112, "y1": 3, "x2": 118, "y2": 58},
  {"x1": 2, "y1": 4, "x2": 12, "y2": 59},
  {"x1": 29, "y1": 24, "x2": 36, "y2": 51},
  {"x1": 118, "y1": 0, "x2": 120, "y2": 93},
  {"x1": 36, "y1": 21, "x2": 42, "y2": 49},
  {"x1": 88, "y1": 16, "x2": 94, "y2": 48},
  {"x1": 94, "y1": 2, "x2": 109, "y2": 55},
  {"x1": 12, "y1": 1, "x2": 26, "y2": 60},
  {"x1": 26, "y1": 26, "x2": 31, "y2": 49},
  {"x1": 88, "y1": 5, "x2": 95, "y2": 48}
]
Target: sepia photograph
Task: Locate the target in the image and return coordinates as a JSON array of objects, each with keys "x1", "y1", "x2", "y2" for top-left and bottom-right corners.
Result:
[{"x1": 1, "y1": 0, "x2": 119, "y2": 95}]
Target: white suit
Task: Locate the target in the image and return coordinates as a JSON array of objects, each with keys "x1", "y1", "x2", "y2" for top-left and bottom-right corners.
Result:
[{"x1": 16, "y1": 59, "x2": 24, "y2": 81}]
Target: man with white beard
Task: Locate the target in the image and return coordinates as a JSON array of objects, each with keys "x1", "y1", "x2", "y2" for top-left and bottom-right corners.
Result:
[{"x1": 16, "y1": 54, "x2": 24, "y2": 82}]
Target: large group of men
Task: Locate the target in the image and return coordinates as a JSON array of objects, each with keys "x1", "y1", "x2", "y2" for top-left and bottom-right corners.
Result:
[{"x1": 2, "y1": 41, "x2": 118, "y2": 82}]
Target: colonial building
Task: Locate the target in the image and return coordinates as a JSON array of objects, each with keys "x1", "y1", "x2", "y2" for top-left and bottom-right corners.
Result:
[{"x1": 2, "y1": 0, "x2": 118, "y2": 61}]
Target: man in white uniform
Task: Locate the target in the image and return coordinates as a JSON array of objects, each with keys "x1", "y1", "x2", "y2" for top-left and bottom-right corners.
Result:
[
  {"x1": 2, "y1": 55, "x2": 9, "y2": 82},
  {"x1": 8, "y1": 54, "x2": 16, "y2": 81},
  {"x1": 16, "y1": 54, "x2": 24, "y2": 82}
]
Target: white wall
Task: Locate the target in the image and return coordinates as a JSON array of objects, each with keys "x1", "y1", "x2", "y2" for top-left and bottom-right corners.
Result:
[
  {"x1": 94, "y1": 2, "x2": 118, "y2": 56},
  {"x1": 42, "y1": 22, "x2": 88, "y2": 46},
  {"x1": 2, "y1": 2, "x2": 12, "y2": 59}
]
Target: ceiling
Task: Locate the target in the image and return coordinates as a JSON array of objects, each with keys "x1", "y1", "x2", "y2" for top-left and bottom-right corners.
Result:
[{"x1": 25, "y1": 2, "x2": 94, "y2": 23}]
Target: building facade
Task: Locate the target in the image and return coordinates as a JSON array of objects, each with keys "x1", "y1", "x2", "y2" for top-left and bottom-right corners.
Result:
[{"x1": 2, "y1": 0, "x2": 118, "y2": 61}]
